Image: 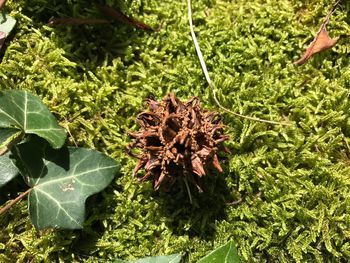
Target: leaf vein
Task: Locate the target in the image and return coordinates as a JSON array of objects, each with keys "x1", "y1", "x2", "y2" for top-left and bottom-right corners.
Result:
[
  {"x1": 35, "y1": 188, "x2": 82, "y2": 227},
  {"x1": 34, "y1": 164, "x2": 117, "y2": 187}
]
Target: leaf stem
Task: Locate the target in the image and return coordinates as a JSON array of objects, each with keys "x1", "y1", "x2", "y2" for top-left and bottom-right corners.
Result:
[
  {"x1": 187, "y1": 0, "x2": 290, "y2": 126},
  {"x1": 0, "y1": 188, "x2": 31, "y2": 216}
]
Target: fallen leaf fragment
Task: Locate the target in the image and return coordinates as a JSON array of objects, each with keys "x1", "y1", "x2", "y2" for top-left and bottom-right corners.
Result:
[
  {"x1": 0, "y1": 13, "x2": 16, "y2": 50},
  {"x1": 294, "y1": 26, "x2": 338, "y2": 65},
  {"x1": 0, "y1": 0, "x2": 7, "y2": 10},
  {"x1": 294, "y1": 0, "x2": 342, "y2": 66}
]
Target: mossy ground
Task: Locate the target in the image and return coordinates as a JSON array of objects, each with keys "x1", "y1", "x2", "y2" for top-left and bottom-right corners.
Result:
[{"x1": 1, "y1": 0, "x2": 350, "y2": 262}]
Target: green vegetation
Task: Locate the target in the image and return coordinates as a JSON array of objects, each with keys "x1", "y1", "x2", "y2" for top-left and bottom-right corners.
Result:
[
  {"x1": 1, "y1": 0, "x2": 350, "y2": 262},
  {"x1": 0, "y1": 90, "x2": 120, "y2": 230}
]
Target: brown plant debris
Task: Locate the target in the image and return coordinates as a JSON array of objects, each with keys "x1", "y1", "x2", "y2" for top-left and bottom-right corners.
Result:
[
  {"x1": 48, "y1": 4, "x2": 154, "y2": 31},
  {"x1": 294, "y1": 0, "x2": 342, "y2": 66},
  {"x1": 0, "y1": 0, "x2": 7, "y2": 10},
  {"x1": 97, "y1": 5, "x2": 154, "y2": 31},
  {"x1": 127, "y1": 93, "x2": 229, "y2": 192},
  {"x1": 48, "y1": 18, "x2": 110, "y2": 26}
]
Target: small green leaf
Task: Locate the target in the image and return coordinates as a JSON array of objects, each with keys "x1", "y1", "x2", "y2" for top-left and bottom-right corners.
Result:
[
  {"x1": 113, "y1": 254, "x2": 181, "y2": 263},
  {"x1": 0, "y1": 12, "x2": 16, "y2": 36},
  {"x1": 0, "y1": 90, "x2": 66, "y2": 148},
  {"x1": 0, "y1": 152, "x2": 19, "y2": 187},
  {"x1": 133, "y1": 254, "x2": 181, "y2": 263},
  {"x1": 197, "y1": 241, "x2": 240, "y2": 263},
  {"x1": 14, "y1": 138, "x2": 120, "y2": 229}
]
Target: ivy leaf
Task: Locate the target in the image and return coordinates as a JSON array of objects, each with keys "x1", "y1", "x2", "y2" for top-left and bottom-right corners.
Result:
[
  {"x1": 14, "y1": 137, "x2": 120, "y2": 229},
  {"x1": 113, "y1": 254, "x2": 182, "y2": 263},
  {"x1": 0, "y1": 152, "x2": 19, "y2": 187},
  {"x1": 197, "y1": 241, "x2": 240, "y2": 263},
  {"x1": 0, "y1": 90, "x2": 66, "y2": 149}
]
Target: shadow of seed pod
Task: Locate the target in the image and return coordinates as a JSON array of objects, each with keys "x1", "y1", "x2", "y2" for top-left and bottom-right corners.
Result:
[{"x1": 127, "y1": 93, "x2": 229, "y2": 203}]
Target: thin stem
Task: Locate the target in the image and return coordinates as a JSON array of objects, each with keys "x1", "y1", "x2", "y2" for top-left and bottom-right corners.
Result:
[
  {"x1": 48, "y1": 18, "x2": 110, "y2": 26},
  {"x1": 62, "y1": 118, "x2": 78, "y2": 147},
  {"x1": 184, "y1": 178, "x2": 193, "y2": 205},
  {"x1": 187, "y1": 0, "x2": 290, "y2": 126},
  {"x1": 0, "y1": 188, "x2": 31, "y2": 216},
  {"x1": 326, "y1": 0, "x2": 342, "y2": 22},
  {"x1": 212, "y1": 90, "x2": 289, "y2": 125}
]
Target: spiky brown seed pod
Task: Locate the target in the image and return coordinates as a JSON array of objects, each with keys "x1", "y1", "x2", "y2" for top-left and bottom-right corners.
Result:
[{"x1": 127, "y1": 93, "x2": 229, "y2": 192}]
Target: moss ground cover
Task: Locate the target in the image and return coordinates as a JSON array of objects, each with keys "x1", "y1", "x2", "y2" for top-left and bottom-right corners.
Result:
[{"x1": 1, "y1": 0, "x2": 350, "y2": 262}]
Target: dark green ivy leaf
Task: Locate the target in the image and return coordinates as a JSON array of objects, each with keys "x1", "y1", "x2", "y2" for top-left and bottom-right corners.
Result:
[
  {"x1": 113, "y1": 254, "x2": 181, "y2": 263},
  {"x1": 14, "y1": 137, "x2": 120, "y2": 229},
  {"x1": 0, "y1": 152, "x2": 19, "y2": 187},
  {"x1": 197, "y1": 240, "x2": 240, "y2": 263},
  {"x1": 0, "y1": 90, "x2": 66, "y2": 148}
]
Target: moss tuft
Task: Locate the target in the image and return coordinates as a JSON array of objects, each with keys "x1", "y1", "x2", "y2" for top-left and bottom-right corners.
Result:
[{"x1": 1, "y1": 0, "x2": 350, "y2": 262}]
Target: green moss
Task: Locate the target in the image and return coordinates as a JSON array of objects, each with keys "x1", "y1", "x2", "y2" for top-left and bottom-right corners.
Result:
[{"x1": 1, "y1": 0, "x2": 350, "y2": 262}]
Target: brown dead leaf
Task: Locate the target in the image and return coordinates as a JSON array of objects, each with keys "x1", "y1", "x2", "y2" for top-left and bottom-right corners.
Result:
[
  {"x1": 294, "y1": 27, "x2": 338, "y2": 65},
  {"x1": 294, "y1": 0, "x2": 342, "y2": 66},
  {"x1": 0, "y1": 0, "x2": 7, "y2": 10}
]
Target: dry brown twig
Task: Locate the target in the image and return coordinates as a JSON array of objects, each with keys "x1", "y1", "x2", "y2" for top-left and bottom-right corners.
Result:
[{"x1": 48, "y1": 4, "x2": 155, "y2": 31}]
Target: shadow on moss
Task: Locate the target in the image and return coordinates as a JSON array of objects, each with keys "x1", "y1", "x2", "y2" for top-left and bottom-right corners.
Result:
[
  {"x1": 18, "y1": 0, "x2": 154, "y2": 69},
  {"x1": 153, "y1": 171, "x2": 234, "y2": 241}
]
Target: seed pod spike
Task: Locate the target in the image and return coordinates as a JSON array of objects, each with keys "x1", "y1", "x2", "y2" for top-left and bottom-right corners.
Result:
[{"x1": 212, "y1": 154, "x2": 223, "y2": 173}]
